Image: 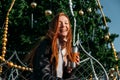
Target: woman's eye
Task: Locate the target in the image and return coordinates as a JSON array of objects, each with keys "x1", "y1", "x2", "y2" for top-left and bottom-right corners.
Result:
[{"x1": 65, "y1": 22, "x2": 68, "y2": 24}]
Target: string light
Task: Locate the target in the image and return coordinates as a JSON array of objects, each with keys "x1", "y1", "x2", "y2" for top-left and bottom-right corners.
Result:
[{"x1": 69, "y1": 0, "x2": 77, "y2": 46}]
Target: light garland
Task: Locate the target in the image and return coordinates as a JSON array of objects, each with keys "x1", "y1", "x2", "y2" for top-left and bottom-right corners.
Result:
[
  {"x1": 0, "y1": 56, "x2": 32, "y2": 71},
  {"x1": 0, "y1": 0, "x2": 32, "y2": 72},
  {"x1": 69, "y1": 0, "x2": 77, "y2": 46}
]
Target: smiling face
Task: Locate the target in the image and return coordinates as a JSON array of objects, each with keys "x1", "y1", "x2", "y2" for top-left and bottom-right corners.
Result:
[{"x1": 57, "y1": 15, "x2": 70, "y2": 40}]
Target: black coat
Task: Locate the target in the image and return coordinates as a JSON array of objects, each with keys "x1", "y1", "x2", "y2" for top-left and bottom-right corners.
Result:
[{"x1": 32, "y1": 38, "x2": 79, "y2": 80}]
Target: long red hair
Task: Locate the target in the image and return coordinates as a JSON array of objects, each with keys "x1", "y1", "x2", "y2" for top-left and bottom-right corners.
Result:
[{"x1": 46, "y1": 12, "x2": 73, "y2": 69}]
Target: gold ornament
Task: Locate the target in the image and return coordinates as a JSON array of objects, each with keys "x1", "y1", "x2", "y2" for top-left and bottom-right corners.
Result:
[
  {"x1": 2, "y1": 42, "x2": 6, "y2": 47},
  {"x1": 8, "y1": 62, "x2": 14, "y2": 67},
  {"x1": 104, "y1": 35, "x2": 109, "y2": 41},
  {"x1": 1, "y1": 57, "x2": 5, "y2": 61},
  {"x1": 2, "y1": 47, "x2": 6, "y2": 51},
  {"x1": 17, "y1": 65, "x2": 22, "y2": 69},
  {"x1": 2, "y1": 38, "x2": 7, "y2": 42},
  {"x1": 25, "y1": 67, "x2": 29, "y2": 71},
  {"x1": 2, "y1": 51, "x2": 6, "y2": 56},
  {"x1": 4, "y1": 30, "x2": 8, "y2": 34},
  {"x1": 4, "y1": 27, "x2": 8, "y2": 31},
  {"x1": 79, "y1": 10, "x2": 84, "y2": 16},
  {"x1": 14, "y1": 64, "x2": 18, "y2": 68},
  {"x1": 31, "y1": 2, "x2": 37, "y2": 8},
  {"x1": 5, "y1": 21, "x2": 8, "y2": 25},
  {"x1": 3, "y1": 34, "x2": 7, "y2": 38},
  {"x1": 45, "y1": 10, "x2": 52, "y2": 16},
  {"x1": 22, "y1": 67, "x2": 26, "y2": 70},
  {"x1": 0, "y1": 56, "x2": 4, "y2": 62},
  {"x1": 5, "y1": 17, "x2": 8, "y2": 22},
  {"x1": 29, "y1": 68, "x2": 32, "y2": 71}
]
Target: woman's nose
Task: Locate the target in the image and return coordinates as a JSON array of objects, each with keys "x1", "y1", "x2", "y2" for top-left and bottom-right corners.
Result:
[{"x1": 61, "y1": 23, "x2": 65, "y2": 27}]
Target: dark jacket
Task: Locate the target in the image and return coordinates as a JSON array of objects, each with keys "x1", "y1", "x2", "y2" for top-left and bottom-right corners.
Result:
[{"x1": 32, "y1": 38, "x2": 79, "y2": 80}]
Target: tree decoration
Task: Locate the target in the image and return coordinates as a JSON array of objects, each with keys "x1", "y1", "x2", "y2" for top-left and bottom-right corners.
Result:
[
  {"x1": 104, "y1": 34, "x2": 109, "y2": 41},
  {"x1": 69, "y1": 0, "x2": 77, "y2": 46},
  {"x1": 0, "y1": 0, "x2": 32, "y2": 73},
  {"x1": 30, "y1": 2, "x2": 37, "y2": 9},
  {"x1": 45, "y1": 10, "x2": 52, "y2": 16},
  {"x1": 79, "y1": 9, "x2": 84, "y2": 16},
  {"x1": 87, "y1": 8, "x2": 92, "y2": 13}
]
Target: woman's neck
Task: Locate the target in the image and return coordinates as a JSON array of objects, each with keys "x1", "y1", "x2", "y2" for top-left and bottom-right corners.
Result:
[{"x1": 59, "y1": 38, "x2": 67, "y2": 49}]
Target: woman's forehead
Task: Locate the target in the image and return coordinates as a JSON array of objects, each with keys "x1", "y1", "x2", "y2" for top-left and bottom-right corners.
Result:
[{"x1": 58, "y1": 16, "x2": 69, "y2": 21}]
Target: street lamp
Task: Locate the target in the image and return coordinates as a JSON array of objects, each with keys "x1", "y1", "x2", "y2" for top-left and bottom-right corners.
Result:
[{"x1": 30, "y1": 2, "x2": 37, "y2": 28}]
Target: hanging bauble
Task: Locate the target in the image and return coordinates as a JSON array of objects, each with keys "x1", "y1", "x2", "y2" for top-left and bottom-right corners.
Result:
[
  {"x1": 31, "y1": 2, "x2": 37, "y2": 9},
  {"x1": 87, "y1": 8, "x2": 92, "y2": 13},
  {"x1": 45, "y1": 10, "x2": 52, "y2": 16},
  {"x1": 79, "y1": 10, "x2": 84, "y2": 16},
  {"x1": 104, "y1": 34, "x2": 109, "y2": 41}
]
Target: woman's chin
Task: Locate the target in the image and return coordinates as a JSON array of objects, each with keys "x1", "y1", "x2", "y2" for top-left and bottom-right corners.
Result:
[{"x1": 61, "y1": 33, "x2": 68, "y2": 37}]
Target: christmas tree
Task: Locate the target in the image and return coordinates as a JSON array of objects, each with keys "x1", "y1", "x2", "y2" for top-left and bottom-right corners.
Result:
[{"x1": 0, "y1": 0, "x2": 119, "y2": 79}]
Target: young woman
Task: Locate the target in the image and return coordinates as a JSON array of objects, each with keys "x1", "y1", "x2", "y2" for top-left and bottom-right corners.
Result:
[{"x1": 32, "y1": 12, "x2": 80, "y2": 80}]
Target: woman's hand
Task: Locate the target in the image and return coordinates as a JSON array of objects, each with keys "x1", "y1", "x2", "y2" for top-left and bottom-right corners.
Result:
[
  {"x1": 73, "y1": 53, "x2": 80, "y2": 65},
  {"x1": 66, "y1": 53, "x2": 80, "y2": 73}
]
